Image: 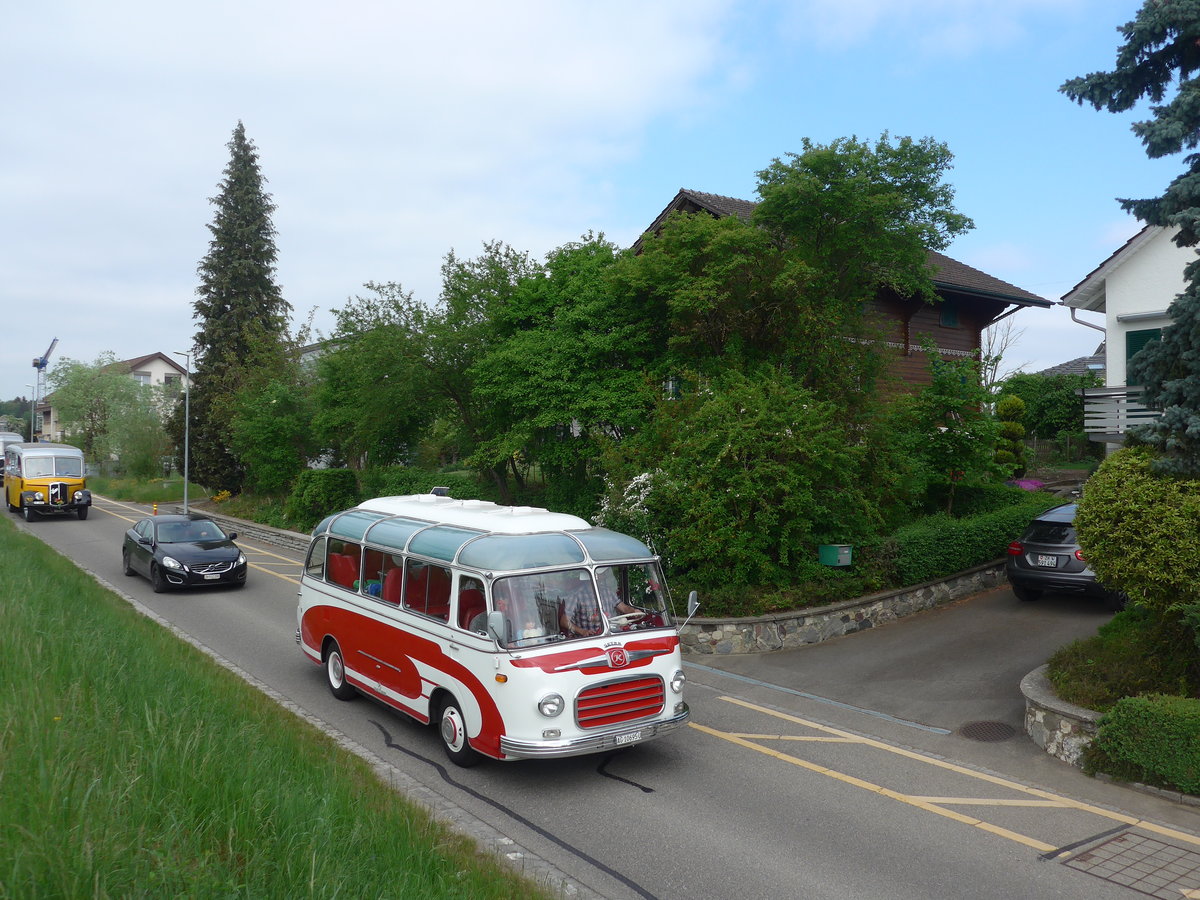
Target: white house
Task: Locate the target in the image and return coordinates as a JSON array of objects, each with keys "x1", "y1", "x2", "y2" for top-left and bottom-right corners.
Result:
[
  {"x1": 1061, "y1": 225, "x2": 1193, "y2": 443},
  {"x1": 36, "y1": 352, "x2": 188, "y2": 442}
]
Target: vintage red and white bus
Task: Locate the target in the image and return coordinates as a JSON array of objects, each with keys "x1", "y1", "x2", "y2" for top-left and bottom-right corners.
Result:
[{"x1": 296, "y1": 493, "x2": 697, "y2": 766}]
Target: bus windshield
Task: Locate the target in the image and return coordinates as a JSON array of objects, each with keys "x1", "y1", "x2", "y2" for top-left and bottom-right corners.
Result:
[
  {"x1": 493, "y1": 562, "x2": 673, "y2": 648},
  {"x1": 23, "y1": 455, "x2": 84, "y2": 478}
]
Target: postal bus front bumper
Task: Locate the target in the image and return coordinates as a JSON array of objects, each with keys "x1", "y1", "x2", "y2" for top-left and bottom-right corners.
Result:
[
  {"x1": 22, "y1": 487, "x2": 92, "y2": 511},
  {"x1": 499, "y1": 704, "x2": 690, "y2": 759}
]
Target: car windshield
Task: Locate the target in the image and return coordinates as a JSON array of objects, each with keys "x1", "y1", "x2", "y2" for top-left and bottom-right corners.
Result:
[
  {"x1": 158, "y1": 520, "x2": 226, "y2": 543},
  {"x1": 491, "y1": 562, "x2": 673, "y2": 648},
  {"x1": 23, "y1": 456, "x2": 84, "y2": 478}
]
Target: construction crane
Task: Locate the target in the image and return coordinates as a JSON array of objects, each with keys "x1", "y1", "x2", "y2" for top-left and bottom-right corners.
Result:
[
  {"x1": 30, "y1": 337, "x2": 58, "y2": 441},
  {"x1": 32, "y1": 337, "x2": 58, "y2": 371}
]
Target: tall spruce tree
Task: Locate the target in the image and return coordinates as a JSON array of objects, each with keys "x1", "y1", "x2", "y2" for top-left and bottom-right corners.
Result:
[
  {"x1": 185, "y1": 122, "x2": 290, "y2": 493},
  {"x1": 1062, "y1": 1, "x2": 1200, "y2": 474}
]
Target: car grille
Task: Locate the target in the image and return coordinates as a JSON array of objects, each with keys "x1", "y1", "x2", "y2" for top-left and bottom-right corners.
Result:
[
  {"x1": 576, "y1": 676, "x2": 665, "y2": 729},
  {"x1": 192, "y1": 561, "x2": 234, "y2": 575}
]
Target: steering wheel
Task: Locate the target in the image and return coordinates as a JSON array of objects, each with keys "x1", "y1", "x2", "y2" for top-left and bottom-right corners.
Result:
[{"x1": 607, "y1": 611, "x2": 648, "y2": 627}]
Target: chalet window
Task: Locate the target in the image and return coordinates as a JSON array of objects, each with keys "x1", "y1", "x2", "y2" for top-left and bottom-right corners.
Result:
[
  {"x1": 939, "y1": 301, "x2": 959, "y2": 328},
  {"x1": 1125, "y1": 328, "x2": 1162, "y2": 384}
]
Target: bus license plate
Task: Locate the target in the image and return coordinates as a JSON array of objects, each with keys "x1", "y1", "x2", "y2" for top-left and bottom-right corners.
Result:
[
  {"x1": 204, "y1": 573, "x2": 220, "y2": 580},
  {"x1": 615, "y1": 730, "x2": 642, "y2": 745},
  {"x1": 1036, "y1": 555, "x2": 1058, "y2": 568}
]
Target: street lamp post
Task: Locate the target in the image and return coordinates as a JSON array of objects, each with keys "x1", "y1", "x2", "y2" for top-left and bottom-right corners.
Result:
[
  {"x1": 172, "y1": 350, "x2": 191, "y2": 514},
  {"x1": 25, "y1": 384, "x2": 35, "y2": 441}
]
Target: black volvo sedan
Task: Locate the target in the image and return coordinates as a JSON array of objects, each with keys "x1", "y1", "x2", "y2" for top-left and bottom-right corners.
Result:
[{"x1": 122, "y1": 513, "x2": 248, "y2": 592}]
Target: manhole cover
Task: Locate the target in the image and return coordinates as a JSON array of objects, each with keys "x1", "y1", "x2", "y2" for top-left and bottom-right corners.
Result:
[{"x1": 958, "y1": 720, "x2": 1016, "y2": 742}]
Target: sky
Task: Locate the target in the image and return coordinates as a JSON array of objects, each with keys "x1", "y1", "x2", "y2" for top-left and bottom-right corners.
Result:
[{"x1": 2, "y1": 0, "x2": 1176, "y2": 404}]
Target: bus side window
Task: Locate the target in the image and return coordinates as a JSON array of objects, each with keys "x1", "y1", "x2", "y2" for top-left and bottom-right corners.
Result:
[
  {"x1": 360, "y1": 548, "x2": 386, "y2": 598},
  {"x1": 327, "y1": 541, "x2": 361, "y2": 589},
  {"x1": 404, "y1": 562, "x2": 451, "y2": 621},
  {"x1": 457, "y1": 577, "x2": 486, "y2": 632},
  {"x1": 306, "y1": 536, "x2": 327, "y2": 578}
]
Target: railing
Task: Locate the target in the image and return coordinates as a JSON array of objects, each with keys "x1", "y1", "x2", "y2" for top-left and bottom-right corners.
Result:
[{"x1": 1080, "y1": 386, "x2": 1160, "y2": 442}]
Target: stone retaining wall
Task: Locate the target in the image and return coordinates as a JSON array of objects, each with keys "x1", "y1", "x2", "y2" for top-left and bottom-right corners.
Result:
[
  {"x1": 1021, "y1": 664, "x2": 1100, "y2": 767},
  {"x1": 164, "y1": 504, "x2": 311, "y2": 554},
  {"x1": 679, "y1": 561, "x2": 1007, "y2": 655}
]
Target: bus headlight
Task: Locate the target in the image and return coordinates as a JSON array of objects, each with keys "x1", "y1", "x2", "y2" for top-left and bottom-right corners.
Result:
[
  {"x1": 73, "y1": 491, "x2": 84, "y2": 502},
  {"x1": 34, "y1": 491, "x2": 44, "y2": 501},
  {"x1": 538, "y1": 693, "x2": 565, "y2": 717},
  {"x1": 670, "y1": 669, "x2": 686, "y2": 693}
]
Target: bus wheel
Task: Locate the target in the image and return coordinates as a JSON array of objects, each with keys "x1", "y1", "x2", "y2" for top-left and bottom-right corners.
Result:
[
  {"x1": 21, "y1": 504, "x2": 34, "y2": 522},
  {"x1": 77, "y1": 506, "x2": 89, "y2": 520},
  {"x1": 438, "y1": 696, "x2": 483, "y2": 767},
  {"x1": 324, "y1": 641, "x2": 357, "y2": 701}
]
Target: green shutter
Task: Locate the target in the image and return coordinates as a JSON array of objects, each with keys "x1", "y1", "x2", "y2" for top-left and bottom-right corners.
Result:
[{"x1": 1125, "y1": 328, "x2": 1162, "y2": 384}]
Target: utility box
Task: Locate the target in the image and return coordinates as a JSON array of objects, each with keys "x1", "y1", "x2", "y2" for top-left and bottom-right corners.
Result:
[{"x1": 818, "y1": 544, "x2": 853, "y2": 567}]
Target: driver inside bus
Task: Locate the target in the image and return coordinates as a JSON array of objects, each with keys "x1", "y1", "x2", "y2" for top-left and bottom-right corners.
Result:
[{"x1": 560, "y1": 569, "x2": 638, "y2": 637}]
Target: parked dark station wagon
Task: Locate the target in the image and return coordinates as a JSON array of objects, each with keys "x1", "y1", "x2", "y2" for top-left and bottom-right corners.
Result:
[{"x1": 1005, "y1": 503, "x2": 1125, "y2": 611}]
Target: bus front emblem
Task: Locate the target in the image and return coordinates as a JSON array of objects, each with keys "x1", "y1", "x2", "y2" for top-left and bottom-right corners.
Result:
[{"x1": 607, "y1": 648, "x2": 629, "y2": 668}]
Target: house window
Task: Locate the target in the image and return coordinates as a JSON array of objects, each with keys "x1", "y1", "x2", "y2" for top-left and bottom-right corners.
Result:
[
  {"x1": 132, "y1": 371, "x2": 151, "y2": 386},
  {"x1": 163, "y1": 374, "x2": 180, "y2": 388},
  {"x1": 1125, "y1": 328, "x2": 1162, "y2": 384},
  {"x1": 939, "y1": 301, "x2": 959, "y2": 328}
]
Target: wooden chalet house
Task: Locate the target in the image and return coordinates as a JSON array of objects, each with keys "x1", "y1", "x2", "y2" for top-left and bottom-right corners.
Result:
[{"x1": 640, "y1": 189, "x2": 1052, "y2": 389}]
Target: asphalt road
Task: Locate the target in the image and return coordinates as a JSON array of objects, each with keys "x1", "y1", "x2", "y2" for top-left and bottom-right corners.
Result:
[{"x1": 17, "y1": 495, "x2": 1200, "y2": 900}]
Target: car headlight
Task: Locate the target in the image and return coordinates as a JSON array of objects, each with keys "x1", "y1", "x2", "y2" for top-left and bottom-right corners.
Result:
[
  {"x1": 237, "y1": 552, "x2": 246, "y2": 566},
  {"x1": 162, "y1": 556, "x2": 184, "y2": 570},
  {"x1": 538, "y1": 693, "x2": 565, "y2": 717},
  {"x1": 670, "y1": 669, "x2": 686, "y2": 693}
]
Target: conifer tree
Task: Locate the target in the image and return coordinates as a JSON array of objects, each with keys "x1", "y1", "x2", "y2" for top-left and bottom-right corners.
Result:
[
  {"x1": 1062, "y1": 1, "x2": 1200, "y2": 474},
  {"x1": 184, "y1": 121, "x2": 290, "y2": 493}
]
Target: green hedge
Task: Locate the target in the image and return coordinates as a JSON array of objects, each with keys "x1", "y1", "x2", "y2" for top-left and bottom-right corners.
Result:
[
  {"x1": 891, "y1": 493, "x2": 1063, "y2": 585},
  {"x1": 1085, "y1": 694, "x2": 1200, "y2": 795}
]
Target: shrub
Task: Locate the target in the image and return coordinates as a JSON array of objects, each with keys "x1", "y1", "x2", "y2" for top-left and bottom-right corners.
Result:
[
  {"x1": 891, "y1": 494, "x2": 1062, "y2": 584},
  {"x1": 1075, "y1": 446, "x2": 1200, "y2": 611},
  {"x1": 1084, "y1": 694, "x2": 1200, "y2": 794},
  {"x1": 284, "y1": 469, "x2": 360, "y2": 531}
]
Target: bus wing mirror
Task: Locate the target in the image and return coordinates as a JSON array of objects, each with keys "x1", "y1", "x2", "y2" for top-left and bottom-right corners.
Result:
[
  {"x1": 486, "y1": 610, "x2": 507, "y2": 644},
  {"x1": 681, "y1": 590, "x2": 700, "y2": 630}
]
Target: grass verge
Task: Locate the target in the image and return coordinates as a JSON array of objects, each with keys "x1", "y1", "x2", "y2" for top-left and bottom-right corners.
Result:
[{"x1": 0, "y1": 516, "x2": 551, "y2": 898}]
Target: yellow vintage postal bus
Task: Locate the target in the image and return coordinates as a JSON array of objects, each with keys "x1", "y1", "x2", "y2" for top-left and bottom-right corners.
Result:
[{"x1": 4, "y1": 442, "x2": 92, "y2": 522}]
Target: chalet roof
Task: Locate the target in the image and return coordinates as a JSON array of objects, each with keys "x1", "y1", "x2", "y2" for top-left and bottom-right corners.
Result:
[{"x1": 638, "y1": 188, "x2": 1052, "y2": 308}]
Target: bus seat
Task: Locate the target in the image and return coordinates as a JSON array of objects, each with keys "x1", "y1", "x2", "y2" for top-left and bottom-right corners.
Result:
[
  {"x1": 328, "y1": 554, "x2": 358, "y2": 589},
  {"x1": 382, "y1": 568, "x2": 403, "y2": 605},
  {"x1": 427, "y1": 568, "x2": 451, "y2": 621},
  {"x1": 458, "y1": 589, "x2": 486, "y2": 630},
  {"x1": 405, "y1": 568, "x2": 429, "y2": 613}
]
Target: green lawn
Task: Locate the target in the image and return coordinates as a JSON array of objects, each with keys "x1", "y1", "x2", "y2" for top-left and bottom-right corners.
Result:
[{"x1": 0, "y1": 516, "x2": 552, "y2": 898}]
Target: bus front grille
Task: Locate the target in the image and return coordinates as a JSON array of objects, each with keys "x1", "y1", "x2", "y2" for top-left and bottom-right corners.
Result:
[{"x1": 576, "y1": 676, "x2": 665, "y2": 729}]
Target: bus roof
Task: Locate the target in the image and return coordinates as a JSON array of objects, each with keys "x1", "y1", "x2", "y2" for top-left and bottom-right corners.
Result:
[
  {"x1": 356, "y1": 494, "x2": 592, "y2": 535},
  {"x1": 8, "y1": 442, "x2": 83, "y2": 455}
]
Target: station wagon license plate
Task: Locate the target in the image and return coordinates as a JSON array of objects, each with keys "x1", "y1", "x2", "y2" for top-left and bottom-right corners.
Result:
[
  {"x1": 204, "y1": 573, "x2": 220, "y2": 580},
  {"x1": 1035, "y1": 555, "x2": 1058, "y2": 568},
  {"x1": 615, "y1": 730, "x2": 642, "y2": 745}
]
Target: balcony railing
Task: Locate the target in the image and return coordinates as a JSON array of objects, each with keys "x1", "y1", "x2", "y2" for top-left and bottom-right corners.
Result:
[{"x1": 1080, "y1": 387, "x2": 1161, "y2": 442}]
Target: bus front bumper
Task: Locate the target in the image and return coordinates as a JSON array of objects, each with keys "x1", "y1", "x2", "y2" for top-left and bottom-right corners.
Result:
[{"x1": 499, "y1": 704, "x2": 690, "y2": 760}]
